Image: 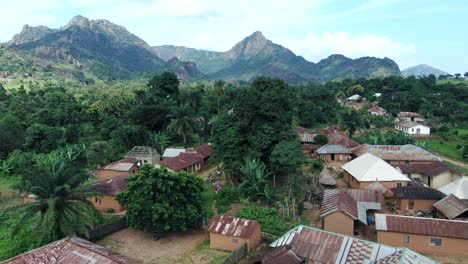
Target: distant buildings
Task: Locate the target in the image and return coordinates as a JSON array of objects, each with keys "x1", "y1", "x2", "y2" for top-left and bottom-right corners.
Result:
[
  {"x1": 207, "y1": 215, "x2": 261, "y2": 252},
  {"x1": 88, "y1": 175, "x2": 128, "y2": 213},
  {"x1": 157, "y1": 144, "x2": 212, "y2": 172},
  {"x1": 95, "y1": 158, "x2": 140, "y2": 181},
  {"x1": 367, "y1": 105, "x2": 389, "y2": 116},
  {"x1": 390, "y1": 186, "x2": 446, "y2": 212},
  {"x1": 395, "y1": 121, "x2": 430, "y2": 135},
  {"x1": 398, "y1": 112, "x2": 425, "y2": 123}
]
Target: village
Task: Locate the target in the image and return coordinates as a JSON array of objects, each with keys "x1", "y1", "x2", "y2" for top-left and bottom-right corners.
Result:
[{"x1": 4, "y1": 96, "x2": 468, "y2": 264}]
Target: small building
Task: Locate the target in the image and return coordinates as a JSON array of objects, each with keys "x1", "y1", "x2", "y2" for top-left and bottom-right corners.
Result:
[
  {"x1": 3, "y1": 237, "x2": 141, "y2": 264},
  {"x1": 158, "y1": 144, "x2": 212, "y2": 172},
  {"x1": 207, "y1": 215, "x2": 261, "y2": 252},
  {"x1": 367, "y1": 105, "x2": 389, "y2": 116},
  {"x1": 89, "y1": 175, "x2": 127, "y2": 213},
  {"x1": 346, "y1": 94, "x2": 363, "y2": 102},
  {"x1": 125, "y1": 146, "x2": 160, "y2": 164},
  {"x1": 317, "y1": 144, "x2": 352, "y2": 162},
  {"x1": 95, "y1": 158, "x2": 139, "y2": 181},
  {"x1": 433, "y1": 194, "x2": 468, "y2": 220},
  {"x1": 342, "y1": 153, "x2": 411, "y2": 189},
  {"x1": 352, "y1": 144, "x2": 442, "y2": 163},
  {"x1": 365, "y1": 179, "x2": 390, "y2": 197},
  {"x1": 438, "y1": 177, "x2": 468, "y2": 201},
  {"x1": 267, "y1": 225, "x2": 436, "y2": 264},
  {"x1": 390, "y1": 186, "x2": 446, "y2": 212},
  {"x1": 302, "y1": 144, "x2": 321, "y2": 158},
  {"x1": 394, "y1": 161, "x2": 464, "y2": 189},
  {"x1": 398, "y1": 112, "x2": 425, "y2": 123},
  {"x1": 162, "y1": 147, "x2": 186, "y2": 158},
  {"x1": 320, "y1": 189, "x2": 382, "y2": 236},
  {"x1": 395, "y1": 121, "x2": 430, "y2": 135},
  {"x1": 21, "y1": 192, "x2": 37, "y2": 204},
  {"x1": 376, "y1": 214, "x2": 468, "y2": 256},
  {"x1": 318, "y1": 168, "x2": 336, "y2": 187}
]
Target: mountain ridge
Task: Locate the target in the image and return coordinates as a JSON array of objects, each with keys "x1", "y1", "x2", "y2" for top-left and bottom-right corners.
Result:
[{"x1": 402, "y1": 64, "x2": 448, "y2": 77}]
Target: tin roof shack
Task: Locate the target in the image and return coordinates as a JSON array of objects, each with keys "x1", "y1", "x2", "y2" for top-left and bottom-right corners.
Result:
[
  {"x1": 395, "y1": 121, "x2": 431, "y2": 136},
  {"x1": 390, "y1": 186, "x2": 446, "y2": 213},
  {"x1": 3, "y1": 237, "x2": 141, "y2": 264},
  {"x1": 438, "y1": 177, "x2": 468, "y2": 201},
  {"x1": 433, "y1": 194, "x2": 468, "y2": 220},
  {"x1": 342, "y1": 153, "x2": 411, "y2": 190},
  {"x1": 320, "y1": 189, "x2": 382, "y2": 236},
  {"x1": 317, "y1": 144, "x2": 352, "y2": 162},
  {"x1": 376, "y1": 214, "x2": 468, "y2": 257},
  {"x1": 367, "y1": 105, "x2": 389, "y2": 116},
  {"x1": 125, "y1": 146, "x2": 160, "y2": 164},
  {"x1": 266, "y1": 225, "x2": 437, "y2": 264},
  {"x1": 398, "y1": 112, "x2": 425, "y2": 123},
  {"x1": 207, "y1": 215, "x2": 261, "y2": 252},
  {"x1": 95, "y1": 158, "x2": 139, "y2": 181},
  {"x1": 157, "y1": 144, "x2": 212, "y2": 173},
  {"x1": 88, "y1": 175, "x2": 127, "y2": 213},
  {"x1": 393, "y1": 162, "x2": 464, "y2": 189}
]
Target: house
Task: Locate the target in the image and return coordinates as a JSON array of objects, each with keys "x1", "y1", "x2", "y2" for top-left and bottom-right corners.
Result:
[
  {"x1": 395, "y1": 121, "x2": 430, "y2": 135},
  {"x1": 390, "y1": 186, "x2": 446, "y2": 212},
  {"x1": 438, "y1": 177, "x2": 468, "y2": 201},
  {"x1": 157, "y1": 144, "x2": 212, "y2": 173},
  {"x1": 21, "y1": 192, "x2": 37, "y2": 204},
  {"x1": 352, "y1": 144, "x2": 442, "y2": 163},
  {"x1": 125, "y1": 146, "x2": 160, "y2": 164},
  {"x1": 346, "y1": 94, "x2": 363, "y2": 102},
  {"x1": 433, "y1": 194, "x2": 468, "y2": 220},
  {"x1": 297, "y1": 126, "x2": 321, "y2": 158},
  {"x1": 207, "y1": 215, "x2": 261, "y2": 252},
  {"x1": 398, "y1": 112, "x2": 425, "y2": 123},
  {"x1": 376, "y1": 214, "x2": 468, "y2": 256},
  {"x1": 365, "y1": 179, "x2": 391, "y2": 196},
  {"x1": 162, "y1": 147, "x2": 186, "y2": 158},
  {"x1": 367, "y1": 105, "x2": 389, "y2": 116},
  {"x1": 2, "y1": 237, "x2": 141, "y2": 264},
  {"x1": 95, "y1": 158, "x2": 139, "y2": 181},
  {"x1": 89, "y1": 175, "x2": 127, "y2": 213},
  {"x1": 266, "y1": 225, "x2": 437, "y2": 264},
  {"x1": 260, "y1": 245, "x2": 303, "y2": 264},
  {"x1": 317, "y1": 144, "x2": 352, "y2": 162},
  {"x1": 393, "y1": 161, "x2": 464, "y2": 188},
  {"x1": 318, "y1": 168, "x2": 336, "y2": 187},
  {"x1": 342, "y1": 153, "x2": 411, "y2": 189},
  {"x1": 320, "y1": 189, "x2": 382, "y2": 236}
]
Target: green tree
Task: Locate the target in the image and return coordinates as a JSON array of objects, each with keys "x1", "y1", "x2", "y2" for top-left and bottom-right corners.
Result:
[
  {"x1": 455, "y1": 73, "x2": 461, "y2": 79},
  {"x1": 213, "y1": 79, "x2": 225, "y2": 113},
  {"x1": 340, "y1": 109, "x2": 363, "y2": 138},
  {"x1": 167, "y1": 104, "x2": 197, "y2": 147},
  {"x1": 7, "y1": 145, "x2": 101, "y2": 243},
  {"x1": 270, "y1": 140, "x2": 305, "y2": 175},
  {"x1": 23, "y1": 124, "x2": 65, "y2": 153},
  {"x1": 464, "y1": 72, "x2": 468, "y2": 78},
  {"x1": 313, "y1": 134, "x2": 328, "y2": 145},
  {"x1": 147, "y1": 72, "x2": 180, "y2": 99},
  {"x1": 239, "y1": 158, "x2": 270, "y2": 201},
  {"x1": 150, "y1": 132, "x2": 171, "y2": 158},
  {"x1": 116, "y1": 166, "x2": 205, "y2": 239}
]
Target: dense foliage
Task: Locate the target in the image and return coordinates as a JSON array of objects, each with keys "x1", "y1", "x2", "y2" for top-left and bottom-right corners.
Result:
[
  {"x1": 237, "y1": 205, "x2": 288, "y2": 236},
  {"x1": 116, "y1": 165, "x2": 205, "y2": 238}
]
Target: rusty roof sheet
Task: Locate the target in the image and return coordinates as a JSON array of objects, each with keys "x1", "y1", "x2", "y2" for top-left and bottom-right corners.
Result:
[
  {"x1": 375, "y1": 214, "x2": 468, "y2": 239},
  {"x1": 368, "y1": 105, "x2": 387, "y2": 113},
  {"x1": 207, "y1": 215, "x2": 259, "y2": 239},
  {"x1": 398, "y1": 112, "x2": 424, "y2": 118},
  {"x1": 261, "y1": 246, "x2": 303, "y2": 264},
  {"x1": 317, "y1": 144, "x2": 351, "y2": 154},
  {"x1": 352, "y1": 144, "x2": 441, "y2": 162},
  {"x1": 299, "y1": 132, "x2": 316, "y2": 143},
  {"x1": 396, "y1": 121, "x2": 427, "y2": 128},
  {"x1": 433, "y1": 194, "x2": 468, "y2": 219},
  {"x1": 390, "y1": 186, "x2": 446, "y2": 200},
  {"x1": 393, "y1": 161, "x2": 465, "y2": 177},
  {"x1": 296, "y1": 126, "x2": 307, "y2": 134},
  {"x1": 269, "y1": 225, "x2": 437, "y2": 264},
  {"x1": 320, "y1": 189, "x2": 358, "y2": 220},
  {"x1": 3, "y1": 237, "x2": 141, "y2": 264},
  {"x1": 89, "y1": 175, "x2": 128, "y2": 196}
]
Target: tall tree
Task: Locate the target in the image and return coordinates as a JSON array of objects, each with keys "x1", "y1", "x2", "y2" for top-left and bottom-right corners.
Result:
[
  {"x1": 167, "y1": 104, "x2": 197, "y2": 147},
  {"x1": 239, "y1": 158, "x2": 271, "y2": 201},
  {"x1": 150, "y1": 132, "x2": 171, "y2": 158},
  {"x1": 341, "y1": 109, "x2": 364, "y2": 138},
  {"x1": 117, "y1": 165, "x2": 205, "y2": 239},
  {"x1": 147, "y1": 72, "x2": 180, "y2": 99}
]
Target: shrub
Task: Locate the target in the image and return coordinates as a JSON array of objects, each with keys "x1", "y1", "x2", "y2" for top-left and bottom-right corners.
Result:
[
  {"x1": 106, "y1": 208, "x2": 115, "y2": 213},
  {"x1": 238, "y1": 205, "x2": 288, "y2": 236},
  {"x1": 216, "y1": 184, "x2": 240, "y2": 214}
]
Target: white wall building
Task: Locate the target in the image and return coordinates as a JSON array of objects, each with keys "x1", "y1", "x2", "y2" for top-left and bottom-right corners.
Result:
[{"x1": 395, "y1": 121, "x2": 430, "y2": 135}]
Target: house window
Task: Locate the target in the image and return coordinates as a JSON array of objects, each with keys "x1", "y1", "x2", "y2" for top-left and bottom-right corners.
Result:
[
  {"x1": 232, "y1": 239, "x2": 238, "y2": 244},
  {"x1": 397, "y1": 182, "x2": 403, "y2": 187},
  {"x1": 403, "y1": 235, "x2": 410, "y2": 243},
  {"x1": 408, "y1": 199, "x2": 414, "y2": 209},
  {"x1": 95, "y1": 197, "x2": 101, "y2": 204},
  {"x1": 430, "y1": 237, "x2": 442, "y2": 246}
]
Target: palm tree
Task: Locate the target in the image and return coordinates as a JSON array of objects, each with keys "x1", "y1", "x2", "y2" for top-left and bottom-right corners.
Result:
[
  {"x1": 167, "y1": 104, "x2": 197, "y2": 147},
  {"x1": 150, "y1": 132, "x2": 170, "y2": 159},
  {"x1": 341, "y1": 109, "x2": 363, "y2": 138},
  {"x1": 8, "y1": 145, "x2": 101, "y2": 243},
  {"x1": 239, "y1": 158, "x2": 270, "y2": 201}
]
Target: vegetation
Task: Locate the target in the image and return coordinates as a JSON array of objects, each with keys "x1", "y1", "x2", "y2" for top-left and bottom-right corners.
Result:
[
  {"x1": 237, "y1": 205, "x2": 288, "y2": 236},
  {"x1": 116, "y1": 165, "x2": 205, "y2": 239}
]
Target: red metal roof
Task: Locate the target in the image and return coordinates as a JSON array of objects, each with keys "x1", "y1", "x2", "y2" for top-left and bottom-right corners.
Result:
[
  {"x1": 89, "y1": 175, "x2": 128, "y2": 196},
  {"x1": 207, "y1": 215, "x2": 259, "y2": 239},
  {"x1": 398, "y1": 112, "x2": 424, "y2": 118},
  {"x1": 433, "y1": 194, "x2": 468, "y2": 220},
  {"x1": 393, "y1": 161, "x2": 464, "y2": 177},
  {"x1": 345, "y1": 189, "x2": 384, "y2": 204},
  {"x1": 261, "y1": 246, "x2": 303, "y2": 264},
  {"x1": 3, "y1": 237, "x2": 141, "y2": 264},
  {"x1": 320, "y1": 189, "x2": 358, "y2": 219},
  {"x1": 159, "y1": 152, "x2": 202, "y2": 172},
  {"x1": 378, "y1": 214, "x2": 468, "y2": 239},
  {"x1": 192, "y1": 144, "x2": 212, "y2": 159},
  {"x1": 368, "y1": 105, "x2": 387, "y2": 113}
]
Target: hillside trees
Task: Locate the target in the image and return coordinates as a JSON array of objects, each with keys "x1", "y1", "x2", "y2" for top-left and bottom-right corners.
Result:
[{"x1": 116, "y1": 165, "x2": 205, "y2": 239}]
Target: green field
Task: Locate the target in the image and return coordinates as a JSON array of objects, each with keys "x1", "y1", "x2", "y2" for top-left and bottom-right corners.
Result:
[
  {"x1": 417, "y1": 127, "x2": 467, "y2": 164},
  {"x1": 436, "y1": 78, "x2": 468, "y2": 85}
]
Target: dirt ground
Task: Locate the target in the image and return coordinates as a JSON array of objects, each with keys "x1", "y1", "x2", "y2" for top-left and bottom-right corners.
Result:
[{"x1": 97, "y1": 228, "x2": 227, "y2": 264}]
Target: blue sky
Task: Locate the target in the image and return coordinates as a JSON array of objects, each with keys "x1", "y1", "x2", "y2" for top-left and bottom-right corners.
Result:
[{"x1": 0, "y1": 0, "x2": 466, "y2": 73}]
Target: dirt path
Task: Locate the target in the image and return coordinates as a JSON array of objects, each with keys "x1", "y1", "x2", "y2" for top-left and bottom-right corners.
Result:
[
  {"x1": 197, "y1": 162, "x2": 223, "y2": 180},
  {"x1": 441, "y1": 155, "x2": 468, "y2": 169}
]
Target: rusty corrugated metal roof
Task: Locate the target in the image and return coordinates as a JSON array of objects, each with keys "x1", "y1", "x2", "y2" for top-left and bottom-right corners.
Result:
[
  {"x1": 2, "y1": 237, "x2": 141, "y2": 264},
  {"x1": 320, "y1": 189, "x2": 358, "y2": 220},
  {"x1": 433, "y1": 194, "x2": 468, "y2": 220},
  {"x1": 207, "y1": 215, "x2": 259, "y2": 239},
  {"x1": 376, "y1": 214, "x2": 468, "y2": 239},
  {"x1": 398, "y1": 112, "x2": 424, "y2": 118},
  {"x1": 261, "y1": 246, "x2": 303, "y2": 264},
  {"x1": 89, "y1": 175, "x2": 128, "y2": 196},
  {"x1": 390, "y1": 186, "x2": 446, "y2": 200},
  {"x1": 352, "y1": 144, "x2": 441, "y2": 162}
]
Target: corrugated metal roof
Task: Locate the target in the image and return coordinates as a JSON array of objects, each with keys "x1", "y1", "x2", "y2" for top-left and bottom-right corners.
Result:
[
  {"x1": 342, "y1": 153, "x2": 410, "y2": 182},
  {"x1": 269, "y1": 225, "x2": 437, "y2": 264},
  {"x1": 393, "y1": 161, "x2": 465, "y2": 177},
  {"x1": 261, "y1": 246, "x2": 303, "y2": 264},
  {"x1": 3, "y1": 237, "x2": 141, "y2": 264},
  {"x1": 375, "y1": 214, "x2": 468, "y2": 239},
  {"x1": 368, "y1": 105, "x2": 387, "y2": 113},
  {"x1": 398, "y1": 112, "x2": 424, "y2": 118},
  {"x1": 391, "y1": 186, "x2": 446, "y2": 200},
  {"x1": 162, "y1": 148, "x2": 186, "y2": 158},
  {"x1": 352, "y1": 144, "x2": 441, "y2": 162},
  {"x1": 97, "y1": 158, "x2": 139, "y2": 172},
  {"x1": 365, "y1": 180, "x2": 389, "y2": 193},
  {"x1": 317, "y1": 144, "x2": 351, "y2": 154},
  {"x1": 207, "y1": 215, "x2": 259, "y2": 239},
  {"x1": 437, "y1": 177, "x2": 468, "y2": 200},
  {"x1": 396, "y1": 121, "x2": 428, "y2": 128},
  {"x1": 433, "y1": 194, "x2": 468, "y2": 219},
  {"x1": 89, "y1": 175, "x2": 128, "y2": 196}
]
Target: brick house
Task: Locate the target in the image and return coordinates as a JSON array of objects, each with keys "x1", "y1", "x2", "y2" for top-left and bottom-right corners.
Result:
[
  {"x1": 95, "y1": 158, "x2": 139, "y2": 181},
  {"x1": 367, "y1": 105, "x2": 389, "y2": 116},
  {"x1": 207, "y1": 215, "x2": 261, "y2": 252},
  {"x1": 89, "y1": 175, "x2": 127, "y2": 213},
  {"x1": 397, "y1": 112, "x2": 425, "y2": 123},
  {"x1": 157, "y1": 144, "x2": 212, "y2": 173},
  {"x1": 390, "y1": 186, "x2": 446, "y2": 212},
  {"x1": 342, "y1": 153, "x2": 411, "y2": 189},
  {"x1": 395, "y1": 121, "x2": 430, "y2": 135},
  {"x1": 433, "y1": 194, "x2": 468, "y2": 220},
  {"x1": 376, "y1": 214, "x2": 468, "y2": 256}
]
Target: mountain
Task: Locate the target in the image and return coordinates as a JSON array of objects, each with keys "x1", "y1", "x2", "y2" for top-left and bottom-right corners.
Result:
[
  {"x1": 1, "y1": 16, "x2": 203, "y2": 86},
  {"x1": 153, "y1": 31, "x2": 400, "y2": 83},
  {"x1": 401, "y1": 64, "x2": 449, "y2": 77}
]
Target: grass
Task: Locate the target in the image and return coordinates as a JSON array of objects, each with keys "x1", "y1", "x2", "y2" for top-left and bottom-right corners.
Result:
[
  {"x1": 419, "y1": 138, "x2": 464, "y2": 160},
  {"x1": 0, "y1": 176, "x2": 20, "y2": 196},
  {"x1": 202, "y1": 183, "x2": 215, "y2": 219},
  {"x1": 196, "y1": 239, "x2": 210, "y2": 251},
  {"x1": 443, "y1": 161, "x2": 468, "y2": 174}
]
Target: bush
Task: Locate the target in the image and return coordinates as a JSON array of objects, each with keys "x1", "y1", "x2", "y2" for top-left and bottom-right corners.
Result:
[
  {"x1": 106, "y1": 208, "x2": 115, "y2": 213},
  {"x1": 216, "y1": 184, "x2": 240, "y2": 214},
  {"x1": 238, "y1": 205, "x2": 288, "y2": 236}
]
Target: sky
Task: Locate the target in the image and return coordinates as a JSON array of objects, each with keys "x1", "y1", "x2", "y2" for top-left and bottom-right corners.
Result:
[{"x1": 0, "y1": 0, "x2": 466, "y2": 73}]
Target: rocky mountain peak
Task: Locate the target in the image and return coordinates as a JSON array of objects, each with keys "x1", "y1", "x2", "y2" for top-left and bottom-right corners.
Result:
[
  {"x1": 227, "y1": 31, "x2": 270, "y2": 59},
  {"x1": 65, "y1": 15, "x2": 91, "y2": 28}
]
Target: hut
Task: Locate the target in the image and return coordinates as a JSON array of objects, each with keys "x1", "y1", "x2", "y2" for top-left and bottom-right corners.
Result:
[
  {"x1": 365, "y1": 179, "x2": 391, "y2": 197},
  {"x1": 319, "y1": 168, "x2": 337, "y2": 187}
]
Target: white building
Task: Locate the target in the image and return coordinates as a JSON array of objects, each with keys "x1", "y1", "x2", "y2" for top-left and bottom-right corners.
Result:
[{"x1": 395, "y1": 121, "x2": 430, "y2": 135}]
